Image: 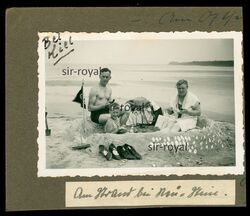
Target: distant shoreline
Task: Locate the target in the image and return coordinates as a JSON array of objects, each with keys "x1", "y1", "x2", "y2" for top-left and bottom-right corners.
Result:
[{"x1": 169, "y1": 61, "x2": 233, "y2": 67}]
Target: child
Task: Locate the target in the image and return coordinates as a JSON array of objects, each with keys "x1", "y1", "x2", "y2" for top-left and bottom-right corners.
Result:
[{"x1": 104, "y1": 102, "x2": 127, "y2": 134}]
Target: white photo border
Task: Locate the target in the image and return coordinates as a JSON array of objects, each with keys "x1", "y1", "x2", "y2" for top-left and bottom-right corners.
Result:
[{"x1": 37, "y1": 31, "x2": 244, "y2": 177}]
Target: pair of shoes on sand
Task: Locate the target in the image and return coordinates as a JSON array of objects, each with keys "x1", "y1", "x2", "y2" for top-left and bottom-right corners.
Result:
[
  {"x1": 99, "y1": 144, "x2": 120, "y2": 161},
  {"x1": 117, "y1": 144, "x2": 142, "y2": 160},
  {"x1": 99, "y1": 143, "x2": 141, "y2": 161}
]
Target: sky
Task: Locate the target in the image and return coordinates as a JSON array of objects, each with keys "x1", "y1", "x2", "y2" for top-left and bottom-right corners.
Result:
[{"x1": 47, "y1": 39, "x2": 234, "y2": 65}]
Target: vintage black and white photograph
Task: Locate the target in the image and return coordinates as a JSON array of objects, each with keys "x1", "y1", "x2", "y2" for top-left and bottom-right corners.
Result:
[{"x1": 37, "y1": 32, "x2": 244, "y2": 176}]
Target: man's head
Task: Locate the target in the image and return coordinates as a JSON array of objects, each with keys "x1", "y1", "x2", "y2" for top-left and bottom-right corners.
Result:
[
  {"x1": 109, "y1": 102, "x2": 120, "y2": 120},
  {"x1": 176, "y1": 79, "x2": 188, "y2": 97},
  {"x1": 99, "y1": 68, "x2": 111, "y2": 86}
]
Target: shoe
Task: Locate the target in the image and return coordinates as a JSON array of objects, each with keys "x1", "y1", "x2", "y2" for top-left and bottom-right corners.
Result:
[
  {"x1": 99, "y1": 145, "x2": 112, "y2": 161},
  {"x1": 124, "y1": 144, "x2": 142, "y2": 160},
  {"x1": 117, "y1": 146, "x2": 137, "y2": 160},
  {"x1": 109, "y1": 143, "x2": 121, "y2": 160}
]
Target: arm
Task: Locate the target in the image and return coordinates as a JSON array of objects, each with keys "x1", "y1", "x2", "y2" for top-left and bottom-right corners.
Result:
[
  {"x1": 166, "y1": 97, "x2": 176, "y2": 115},
  {"x1": 181, "y1": 102, "x2": 201, "y2": 116},
  {"x1": 88, "y1": 88, "x2": 108, "y2": 112},
  {"x1": 108, "y1": 88, "x2": 113, "y2": 103}
]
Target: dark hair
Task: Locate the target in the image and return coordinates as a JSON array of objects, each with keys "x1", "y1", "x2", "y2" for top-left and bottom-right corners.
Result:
[
  {"x1": 100, "y1": 68, "x2": 111, "y2": 75},
  {"x1": 109, "y1": 102, "x2": 120, "y2": 111},
  {"x1": 176, "y1": 79, "x2": 188, "y2": 88}
]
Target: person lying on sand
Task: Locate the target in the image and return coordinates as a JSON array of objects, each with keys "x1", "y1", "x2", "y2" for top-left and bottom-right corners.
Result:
[
  {"x1": 163, "y1": 79, "x2": 201, "y2": 133},
  {"x1": 88, "y1": 68, "x2": 129, "y2": 125},
  {"x1": 104, "y1": 102, "x2": 127, "y2": 134}
]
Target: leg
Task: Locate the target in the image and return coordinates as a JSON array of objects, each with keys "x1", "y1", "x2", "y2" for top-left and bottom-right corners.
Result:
[
  {"x1": 98, "y1": 114, "x2": 111, "y2": 124},
  {"x1": 120, "y1": 112, "x2": 130, "y2": 125}
]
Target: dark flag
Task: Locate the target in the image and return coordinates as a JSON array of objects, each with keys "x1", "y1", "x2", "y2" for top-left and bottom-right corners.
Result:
[{"x1": 73, "y1": 86, "x2": 86, "y2": 109}]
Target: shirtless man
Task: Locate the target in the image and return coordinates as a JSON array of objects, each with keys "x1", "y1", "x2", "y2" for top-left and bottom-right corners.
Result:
[{"x1": 88, "y1": 68, "x2": 129, "y2": 125}]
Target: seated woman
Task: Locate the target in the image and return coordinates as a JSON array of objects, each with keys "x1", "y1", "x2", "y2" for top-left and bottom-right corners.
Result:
[
  {"x1": 104, "y1": 102, "x2": 127, "y2": 134},
  {"x1": 163, "y1": 79, "x2": 201, "y2": 133}
]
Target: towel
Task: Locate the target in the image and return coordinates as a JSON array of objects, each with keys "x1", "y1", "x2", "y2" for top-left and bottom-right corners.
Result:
[{"x1": 170, "y1": 92, "x2": 200, "y2": 131}]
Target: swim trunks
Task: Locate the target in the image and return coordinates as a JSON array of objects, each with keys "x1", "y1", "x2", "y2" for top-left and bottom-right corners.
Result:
[{"x1": 91, "y1": 107, "x2": 110, "y2": 123}]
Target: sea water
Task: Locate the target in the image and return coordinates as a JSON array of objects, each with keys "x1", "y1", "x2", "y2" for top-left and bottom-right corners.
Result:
[{"x1": 45, "y1": 64, "x2": 234, "y2": 123}]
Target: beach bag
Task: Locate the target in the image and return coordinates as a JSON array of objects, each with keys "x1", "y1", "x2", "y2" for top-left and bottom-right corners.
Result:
[{"x1": 126, "y1": 97, "x2": 163, "y2": 126}]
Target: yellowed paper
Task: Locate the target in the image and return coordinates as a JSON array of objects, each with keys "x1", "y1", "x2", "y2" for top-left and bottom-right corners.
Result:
[{"x1": 65, "y1": 180, "x2": 235, "y2": 207}]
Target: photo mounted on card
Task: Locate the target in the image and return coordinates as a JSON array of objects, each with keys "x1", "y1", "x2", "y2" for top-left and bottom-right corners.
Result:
[{"x1": 37, "y1": 31, "x2": 244, "y2": 177}]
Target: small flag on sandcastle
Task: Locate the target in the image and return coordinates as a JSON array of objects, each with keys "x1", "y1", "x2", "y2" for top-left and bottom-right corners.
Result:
[{"x1": 72, "y1": 80, "x2": 90, "y2": 150}]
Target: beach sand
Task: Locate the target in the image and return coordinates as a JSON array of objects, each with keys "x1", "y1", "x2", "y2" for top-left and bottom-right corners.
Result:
[
  {"x1": 45, "y1": 114, "x2": 235, "y2": 169},
  {"x1": 44, "y1": 66, "x2": 236, "y2": 169}
]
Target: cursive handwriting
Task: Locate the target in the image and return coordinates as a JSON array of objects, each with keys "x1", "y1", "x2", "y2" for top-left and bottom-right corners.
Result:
[
  {"x1": 74, "y1": 187, "x2": 93, "y2": 199},
  {"x1": 72, "y1": 185, "x2": 221, "y2": 200},
  {"x1": 159, "y1": 12, "x2": 192, "y2": 24},
  {"x1": 94, "y1": 186, "x2": 136, "y2": 199},
  {"x1": 134, "y1": 187, "x2": 151, "y2": 198},
  {"x1": 187, "y1": 186, "x2": 218, "y2": 198},
  {"x1": 155, "y1": 185, "x2": 183, "y2": 198},
  {"x1": 198, "y1": 10, "x2": 242, "y2": 27},
  {"x1": 42, "y1": 33, "x2": 74, "y2": 66},
  {"x1": 131, "y1": 10, "x2": 242, "y2": 28}
]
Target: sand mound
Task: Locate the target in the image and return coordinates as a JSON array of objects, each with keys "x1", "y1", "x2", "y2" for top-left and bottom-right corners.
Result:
[{"x1": 46, "y1": 115, "x2": 235, "y2": 168}]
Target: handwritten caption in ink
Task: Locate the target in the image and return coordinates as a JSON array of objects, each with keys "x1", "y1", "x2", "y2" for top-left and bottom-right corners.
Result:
[
  {"x1": 131, "y1": 9, "x2": 242, "y2": 28},
  {"x1": 42, "y1": 33, "x2": 74, "y2": 66},
  {"x1": 66, "y1": 180, "x2": 235, "y2": 207}
]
